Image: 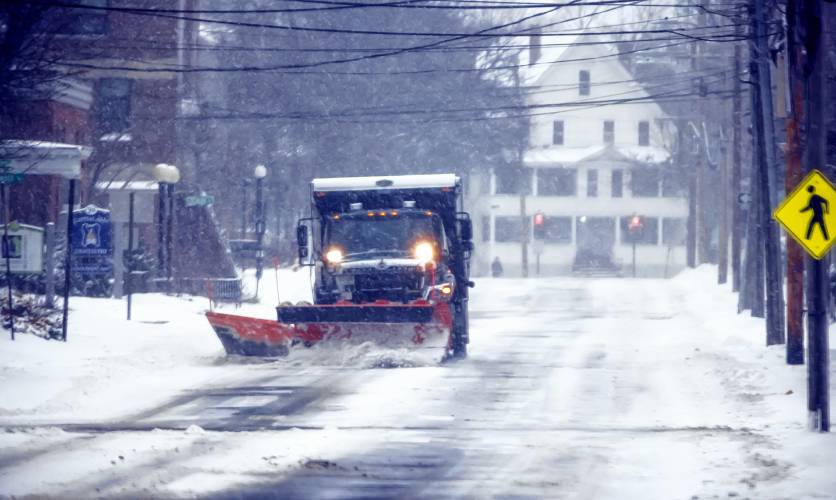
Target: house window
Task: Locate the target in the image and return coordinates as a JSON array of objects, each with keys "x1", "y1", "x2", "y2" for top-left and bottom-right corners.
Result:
[
  {"x1": 620, "y1": 216, "x2": 659, "y2": 245},
  {"x1": 97, "y1": 78, "x2": 132, "y2": 134},
  {"x1": 538, "y1": 169, "x2": 577, "y2": 196},
  {"x1": 51, "y1": 0, "x2": 108, "y2": 35},
  {"x1": 638, "y1": 121, "x2": 650, "y2": 146},
  {"x1": 631, "y1": 168, "x2": 661, "y2": 197},
  {"x1": 612, "y1": 170, "x2": 623, "y2": 198},
  {"x1": 603, "y1": 120, "x2": 614, "y2": 145},
  {"x1": 481, "y1": 216, "x2": 491, "y2": 242},
  {"x1": 662, "y1": 218, "x2": 686, "y2": 245},
  {"x1": 495, "y1": 217, "x2": 522, "y2": 242},
  {"x1": 495, "y1": 167, "x2": 532, "y2": 195},
  {"x1": 579, "y1": 70, "x2": 590, "y2": 95},
  {"x1": 552, "y1": 120, "x2": 564, "y2": 145},
  {"x1": 542, "y1": 217, "x2": 572, "y2": 243},
  {"x1": 587, "y1": 169, "x2": 598, "y2": 197}
]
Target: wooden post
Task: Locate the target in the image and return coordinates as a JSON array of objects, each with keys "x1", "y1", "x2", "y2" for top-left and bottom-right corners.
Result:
[
  {"x1": 127, "y1": 192, "x2": 135, "y2": 321},
  {"x1": 785, "y1": 0, "x2": 805, "y2": 365},
  {"x1": 731, "y1": 20, "x2": 744, "y2": 292},
  {"x1": 749, "y1": 0, "x2": 785, "y2": 342},
  {"x1": 45, "y1": 222, "x2": 55, "y2": 308},
  {"x1": 801, "y1": 0, "x2": 829, "y2": 432},
  {"x1": 718, "y1": 143, "x2": 729, "y2": 284},
  {"x1": 1, "y1": 185, "x2": 13, "y2": 340}
]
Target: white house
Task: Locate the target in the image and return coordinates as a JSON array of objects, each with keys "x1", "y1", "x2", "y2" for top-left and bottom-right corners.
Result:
[{"x1": 468, "y1": 39, "x2": 688, "y2": 278}]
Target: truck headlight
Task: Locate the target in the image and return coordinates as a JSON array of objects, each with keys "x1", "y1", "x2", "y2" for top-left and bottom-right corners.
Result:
[
  {"x1": 414, "y1": 241, "x2": 434, "y2": 264},
  {"x1": 325, "y1": 248, "x2": 343, "y2": 264}
]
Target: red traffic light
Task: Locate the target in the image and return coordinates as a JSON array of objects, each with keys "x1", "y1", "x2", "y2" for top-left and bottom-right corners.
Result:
[
  {"x1": 533, "y1": 212, "x2": 545, "y2": 226},
  {"x1": 628, "y1": 215, "x2": 643, "y2": 230}
]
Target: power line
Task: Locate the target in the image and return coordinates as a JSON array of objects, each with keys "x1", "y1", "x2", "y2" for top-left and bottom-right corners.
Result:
[
  {"x1": 46, "y1": 0, "x2": 746, "y2": 42},
  {"x1": 46, "y1": 0, "x2": 745, "y2": 14},
  {"x1": 138, "y1": 71, "x2": 734, "y2": 122},
  {"x1": 90, "y1": 10, "x2": 705, "y2": 54},
  {"x1": 56, "y1": 34, "x2": 746, "y2": 74}
]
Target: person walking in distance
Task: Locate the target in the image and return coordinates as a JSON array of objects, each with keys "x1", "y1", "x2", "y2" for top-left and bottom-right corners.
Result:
[
  {"x1": 491, "y1": 257, "x2": 504, "y2": 278},
  {"x1": 801, "y1": 185, "x2": 830, "y2": 240}
]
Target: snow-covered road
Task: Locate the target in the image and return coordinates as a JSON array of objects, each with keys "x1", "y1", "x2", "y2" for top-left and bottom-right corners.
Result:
[{"x1": 1, "y1": 268, "x2": 835, "y2": 499}]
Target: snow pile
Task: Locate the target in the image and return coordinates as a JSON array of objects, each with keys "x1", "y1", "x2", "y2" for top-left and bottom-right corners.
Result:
[{"x1": 1, "y1": 292, "x2": 62, "y2": 340}]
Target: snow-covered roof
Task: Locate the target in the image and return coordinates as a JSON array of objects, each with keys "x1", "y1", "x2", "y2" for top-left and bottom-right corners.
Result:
[
  {"x1": 524, "y1": 145, "x2": 670, "y2": 167},
  {"x1": 96, "y1": 180, "x2": 159, "y2": 192},
  {"x1": 0, "y1": 140, "x2": 92, "y2": 179},
  {"x1": 617, "y1": 146, "x2": 671, "y2": 164},
  {"x1": 312, "y1": 174, "x2": 459, "y2": 192},
  {"x1": 519, "y1": 36, "x2": 576, "y2": 87},
  {"x1": 525, "y1": 145, "x2": 606, "y2": 166}
]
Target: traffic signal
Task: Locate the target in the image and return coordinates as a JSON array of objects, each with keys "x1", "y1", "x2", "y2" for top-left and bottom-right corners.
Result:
[
  {"x1": 628, "y1": 215, "x2": 644, "y2": 241},
  {"x1": 533, "y1": 212, "x2": 545, "y2": 240}
]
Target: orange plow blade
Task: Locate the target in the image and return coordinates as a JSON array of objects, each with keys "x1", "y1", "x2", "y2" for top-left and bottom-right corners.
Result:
[{"x1": 206, "y1": 301, "x2": 452, "y2": 357}]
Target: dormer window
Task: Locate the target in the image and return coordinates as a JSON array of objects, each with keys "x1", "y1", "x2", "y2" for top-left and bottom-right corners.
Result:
[
  {"x1": 579, "y1": 70, "x2": 590, "y2": 95},
  {"x1": 552, "y1": 120, "x2": 564, "y2": 145},
  {"x1": 638, "y1": 121, "x2": 650, "y2": 146},
  {"x1": 603, "y1": 120, "x2": 614, "y2": 145}
]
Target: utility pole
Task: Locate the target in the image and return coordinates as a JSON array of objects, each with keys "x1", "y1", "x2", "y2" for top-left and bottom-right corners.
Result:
[
  {"x1": 513, "y1": 62, "x2": 529, "y2": 278},
  {"x1": 800, "y1": 0, "x2": 829, "y2": 432},
  {"x1": 740, "y1": 27, "x2": 764, "y2": 320},
  {"x1": 750, "y1": 0, "x2": 785, "y2": 344},
  {"x1": 520, "y1": 190, "x2": 529, "y2": 278},
  {"x1": 731, "y1": 17, "x2": 743, "y2": 292},
  {"x1": 718, "y1": 142, "x2": 729, "y2": 284},
  {"x1": 685, "y1": 120, "x2": 697, "y2": 268},
  {"x1": 784, "y1": 0, "x2": 805, "y2": 365}
]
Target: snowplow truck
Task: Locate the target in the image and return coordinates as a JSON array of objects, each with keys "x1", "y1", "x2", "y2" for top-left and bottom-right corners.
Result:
[{"x1": 205, "y1": 173, "x2": 474, "y2": 360}]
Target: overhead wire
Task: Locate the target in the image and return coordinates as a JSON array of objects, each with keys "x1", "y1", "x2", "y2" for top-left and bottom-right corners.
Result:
[
  {"x1": 54, "y1": 36, "x2": 738, "y2": 75},
  {"x1": 137, "y1": 70, "x2": 735, "y2": 122}
]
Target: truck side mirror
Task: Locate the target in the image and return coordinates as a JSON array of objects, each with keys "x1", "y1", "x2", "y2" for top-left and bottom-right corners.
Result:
[
  {"x1": 459, "y1": 219, "x2": 473, "y2": 241},
  {"x1": 297, "y1": 225, "x2": 309, "y2": 261},
  {"x1": 297, "y1": 225, "x2": 308, "y2": 247}
]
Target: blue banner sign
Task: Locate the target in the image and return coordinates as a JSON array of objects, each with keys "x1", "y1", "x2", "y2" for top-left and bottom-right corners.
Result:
[{"x1": 71, "y1": 205, "x2": 112, "y2": 273}]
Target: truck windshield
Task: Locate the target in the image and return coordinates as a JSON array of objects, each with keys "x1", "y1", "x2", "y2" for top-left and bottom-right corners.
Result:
[{"x1": 325, "y1": 214, "x2": 440, "y2": 259}]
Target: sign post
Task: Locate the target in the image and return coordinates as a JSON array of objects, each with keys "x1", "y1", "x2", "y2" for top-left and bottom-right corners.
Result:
[
  {"x1": 0, "y1": 161, "x2": 22, "y2": 340},
  {"x1": 773, "y1": 169, "x2": 832, "y2": 432},
  {"x1": 1, "y1": 184, "x2": 12, "y2": 340}
]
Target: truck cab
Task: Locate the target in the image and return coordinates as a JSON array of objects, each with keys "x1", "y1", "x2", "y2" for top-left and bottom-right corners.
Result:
[{"x1": 294, "y1": 174, "x2": 474, "y2": 358}]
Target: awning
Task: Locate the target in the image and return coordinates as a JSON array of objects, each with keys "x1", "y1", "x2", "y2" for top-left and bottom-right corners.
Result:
[
  {"x1": 0, "y1": 140, "x2": 93, "y2": 179},
  {"x1": 524, "y1": 144, "x2": 670, "y2": 167}
]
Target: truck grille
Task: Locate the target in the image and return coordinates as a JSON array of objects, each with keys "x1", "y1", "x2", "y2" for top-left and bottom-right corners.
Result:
[{"x1": 355, "y1": 272, "x2": 421, "y2": 292}]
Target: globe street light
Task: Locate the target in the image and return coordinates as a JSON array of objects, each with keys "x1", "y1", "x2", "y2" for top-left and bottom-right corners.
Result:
[
  {"x1": 253, "y1": 165, "x2": 267, "y2": 297},
  {"x1": 153, "y1": 163, "x2": 180, "y2": 291}
]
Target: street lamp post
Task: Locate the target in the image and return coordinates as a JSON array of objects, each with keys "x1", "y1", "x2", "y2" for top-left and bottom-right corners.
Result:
[
  {"x1": 253, "y1": 164, "x2": 267, "y2": 297},
  {"x1": 153, "y1": 163, "x2": 180, "y2": 292}
]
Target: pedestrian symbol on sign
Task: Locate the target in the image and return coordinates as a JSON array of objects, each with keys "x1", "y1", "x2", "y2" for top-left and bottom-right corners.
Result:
[
  {"x1": 773, "y1": 169, "x2": 836, "y2": 260},
  {"x1": 801, "y1": 186, "x2": 829, "y2": 240}
]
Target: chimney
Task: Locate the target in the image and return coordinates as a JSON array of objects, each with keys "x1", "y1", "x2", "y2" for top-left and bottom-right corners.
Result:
[{"x1": 529, "y1": 29, "x2": 542, "y2": 65}]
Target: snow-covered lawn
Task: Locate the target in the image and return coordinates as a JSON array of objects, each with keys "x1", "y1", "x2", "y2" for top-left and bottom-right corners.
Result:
[{"x1": 0, "y1": 266, "x2": 833, "y2": 498}]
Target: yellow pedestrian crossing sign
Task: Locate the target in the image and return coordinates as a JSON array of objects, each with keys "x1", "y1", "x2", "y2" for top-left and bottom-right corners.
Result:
[{"x1": 773, "y1": 169, "x2": 836, "y2": 259}]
